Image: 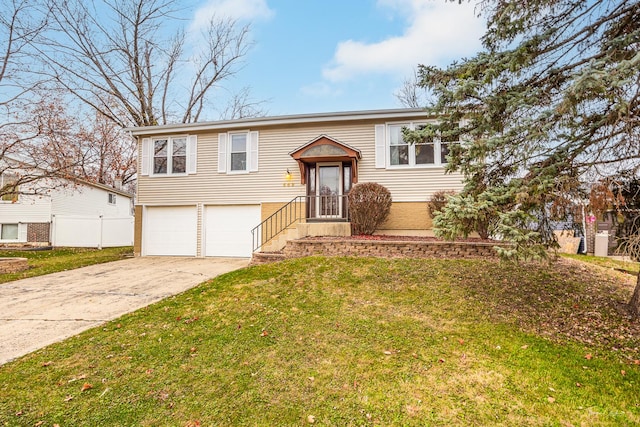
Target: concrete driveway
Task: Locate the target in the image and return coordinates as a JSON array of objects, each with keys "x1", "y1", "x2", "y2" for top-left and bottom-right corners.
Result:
[{"x1": 0, "y1": 257, "x2": 249, "y2": 365}]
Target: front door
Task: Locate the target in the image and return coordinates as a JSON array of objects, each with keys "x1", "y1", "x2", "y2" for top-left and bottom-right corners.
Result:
[
  {"x1": 307, "y1": 163, "x2": 352, "y2": 219},
  {"x1": 317, "y1": 164, "x2": 341, "y2": 218}
]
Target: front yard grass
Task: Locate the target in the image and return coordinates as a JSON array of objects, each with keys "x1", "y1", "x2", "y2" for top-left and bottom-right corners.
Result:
[
  {"x1": 562, "y1": 253, "x2": 639, "y2": 276},
  {"x1": 0, "y1": 247, "x2": 133, "y2": 284},
  {"x1": 0, "y1": 256, "x2": 639, "y2": 426}
]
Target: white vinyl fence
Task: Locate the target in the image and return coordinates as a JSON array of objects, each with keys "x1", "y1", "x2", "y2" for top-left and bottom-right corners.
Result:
[{"x1": 52, "y1": 215, "x2": 134, "y2": 248}]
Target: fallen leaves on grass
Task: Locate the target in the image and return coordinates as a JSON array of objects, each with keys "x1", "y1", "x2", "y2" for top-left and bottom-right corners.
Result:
[
  {"x1": 81, "y1": 383, "x2": 93, "y2": 392},
  {"x1": 455, "y1": 258, "x2": 640, "y2": 361}
]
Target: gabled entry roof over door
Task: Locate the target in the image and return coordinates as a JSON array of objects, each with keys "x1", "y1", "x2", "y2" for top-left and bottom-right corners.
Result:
[{"x1": 289, "y1": 134, "x2": 361, "y2": 184}]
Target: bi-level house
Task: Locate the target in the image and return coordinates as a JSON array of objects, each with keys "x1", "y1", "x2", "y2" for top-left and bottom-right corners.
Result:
[{"x1": 127, "y1": 108, "x2": 464, "y2": 257}]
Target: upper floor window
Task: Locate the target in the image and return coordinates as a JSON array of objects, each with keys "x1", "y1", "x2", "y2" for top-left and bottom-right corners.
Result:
[
  {"x1": 0, "y1": 173, "x2": 19, "y2": 203},
  {"x1": 377, "y1": 122, "x2": 458, "y2": 169},
  {"x1": 230, "y1": 133, "x2": 248, "y2": 171},
  {"x1": 108, "y1": 193, "x2": 116, "y2": 205},
  {"x1": 153, "y1": 136, "x2": 187, "y2": 174},
  {"x1": 218, "y1": 131, "x2": 259, "y2": 174},
  {"x1": 140, "y1": 135, "x2": 196, "y2": 177}
]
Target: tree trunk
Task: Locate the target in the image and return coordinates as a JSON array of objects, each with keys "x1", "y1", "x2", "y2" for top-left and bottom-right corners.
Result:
[{"x1": 630, "y1": 271, "x2": 640, "y2": 319}]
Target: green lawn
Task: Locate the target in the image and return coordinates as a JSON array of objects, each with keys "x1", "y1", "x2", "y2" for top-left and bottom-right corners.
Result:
[
  {"x1": 0, "y1": 247, "x2": 133, "y2": 284},
  {"x1": 1, "y1": 256, "x2": 639, "y2": 426}
]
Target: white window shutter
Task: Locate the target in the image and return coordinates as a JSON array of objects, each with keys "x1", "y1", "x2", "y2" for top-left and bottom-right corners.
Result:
[
  {"x1": 141, "y1": 138, "x2": 150, "y2": 175},
  {"x1": 187, "y1": 135, "x2": 197, "y2": 174},
  {"x1": 374, "y1": 124, "x2": 386, "y2": 168},
  {"x1": 18, "y1": 223, "x2": 27, "y2": 242},
  {"x1": 249, "y1": 131, "x2": 259, "y2": 172},
  {"x1": 218, "y1": 133, "x2": 227, "y2": 173}
]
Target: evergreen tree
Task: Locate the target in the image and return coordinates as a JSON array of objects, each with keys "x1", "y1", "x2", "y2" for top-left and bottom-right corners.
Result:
[{"x1": 408, "y1": 0, "x2": 640, "y2": 314}]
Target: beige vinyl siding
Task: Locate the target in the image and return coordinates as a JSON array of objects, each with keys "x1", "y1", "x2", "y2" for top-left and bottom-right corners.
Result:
[{"x1": 136, "y1": 119, "x2": 464, "y2": 206}]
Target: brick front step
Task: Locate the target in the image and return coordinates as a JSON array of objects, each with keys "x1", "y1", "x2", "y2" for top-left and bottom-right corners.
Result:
[{"x1": 250, "y1": 252, "x2": 286, "y2": 265}]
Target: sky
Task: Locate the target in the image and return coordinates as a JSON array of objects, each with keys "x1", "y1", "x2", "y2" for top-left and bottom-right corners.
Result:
[{"x1": 193, "y1": 0, "x2": 487, "y2": 117}]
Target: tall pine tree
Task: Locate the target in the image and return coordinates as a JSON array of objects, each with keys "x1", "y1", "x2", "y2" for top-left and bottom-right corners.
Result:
[{"x1": 409, "y1": 1, "x2": 640, "y2": 314}]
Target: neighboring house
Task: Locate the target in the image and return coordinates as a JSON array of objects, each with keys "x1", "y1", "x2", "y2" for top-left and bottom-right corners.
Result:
[
  {"x1": 127, "y1": 108, "x2": 465, "y2": 258},
  {"x1": 0, "y1": 171, "x2": 134, "y2": 248}
]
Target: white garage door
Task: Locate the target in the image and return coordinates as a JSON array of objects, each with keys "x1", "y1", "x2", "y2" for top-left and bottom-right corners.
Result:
[
  {"x1": 205, "y1": 205, "x2": 260, "y2": 257},
  {"x1": 144, "y1": 206, "x2": 197, "y2": 256}
]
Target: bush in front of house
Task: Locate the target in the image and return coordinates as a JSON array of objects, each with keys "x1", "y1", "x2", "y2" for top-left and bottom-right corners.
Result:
[
  {"x1": 348, "y1": 182, "x2": 392, "y2": 235},
  {"x1": 428, "y1": 190, "x2": 457, "y2": 219}
]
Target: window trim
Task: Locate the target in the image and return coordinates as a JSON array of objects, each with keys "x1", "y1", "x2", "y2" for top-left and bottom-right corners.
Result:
[
  {"x1": 0, "y1": 223, "x2": 20, "y2": 241},
  {"x1": 218, "y1": 130, "x2": 259, "y2": 174},
  {"x1": 385, "y1": 121, "x2": 457, "y2": 169},
  {"x1": 228, "y1": 131, "x2": 249, "y2": 174},
  {"x1": 151, "y1": 135, "x2": 188, "y2": 176},
  {"x1": 142, "y1": 134, "x2": 196, "y2": 177}
]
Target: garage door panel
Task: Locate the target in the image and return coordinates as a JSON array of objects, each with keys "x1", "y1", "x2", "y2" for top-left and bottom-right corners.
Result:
[
  {"x1": 145, "y1": 206, "x2": 197, "y2": 256},
  {"x1": 205, "y1": 205, "x2": 260, "y2": 257}
]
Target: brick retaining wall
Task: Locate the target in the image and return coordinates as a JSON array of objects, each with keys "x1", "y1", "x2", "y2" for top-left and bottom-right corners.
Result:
[
  {"x1": 282, "y1": 238, "x2": 506, "y2": 260},
  {"x1": 0, "y1": 258, "x2": 29, "y2": 273}
]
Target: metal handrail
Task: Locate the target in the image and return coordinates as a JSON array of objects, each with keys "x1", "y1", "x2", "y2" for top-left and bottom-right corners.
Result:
[{"x1": 251, "y1": 195, "x2": 350, "y2": 252}]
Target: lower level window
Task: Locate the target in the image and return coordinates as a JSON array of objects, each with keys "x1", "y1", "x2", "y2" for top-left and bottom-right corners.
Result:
[{"x1": 1, "y1": 224, "x2": 18, "y2": 240}]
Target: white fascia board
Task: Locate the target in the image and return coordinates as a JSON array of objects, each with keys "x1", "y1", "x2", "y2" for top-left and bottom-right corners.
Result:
[{"x1": 125, "y1": 109, "x2": 432, "y2": 136}]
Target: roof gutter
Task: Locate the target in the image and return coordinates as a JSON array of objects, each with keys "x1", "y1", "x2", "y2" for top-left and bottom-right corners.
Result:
[{"x1": 124, "y1": 108, "x2": 432, "y2": 136}]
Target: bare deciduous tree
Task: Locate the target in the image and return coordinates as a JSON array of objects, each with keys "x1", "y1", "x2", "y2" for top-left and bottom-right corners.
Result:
[
  {"x1": 394, "y1": 68, "x2": 428, "y2": 109},
  {"x1": 615, "y1": 217, "x2": 640, "y2": 318},
  {"x1": 38, "y1": 0, "x2": 255, "y2": 127},
  {"x1": 0, "y1": 0, "x2": 74, "y2": 199},
  {"x1": 26, "y1": 96, "x2": 137, "y2": 192},
  {"x1": 220, "y1": 86, "x2": 268, "y2": 120},
  {"x1": 82, "y1": 110, "x2": 137, "y2": 191}
]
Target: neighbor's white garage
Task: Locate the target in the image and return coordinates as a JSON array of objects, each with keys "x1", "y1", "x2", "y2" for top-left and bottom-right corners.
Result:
[
  {"x1": 204, "y1": 205, "x2": 260, "y2": 257},
  {"x1": 143, "y1": 206, "x2": 197, "y2": 256}
]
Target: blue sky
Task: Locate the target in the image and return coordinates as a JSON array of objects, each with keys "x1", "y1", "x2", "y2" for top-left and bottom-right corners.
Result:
[{"x1": 189, "y1": 0, "x2": 486, "y2": 116}]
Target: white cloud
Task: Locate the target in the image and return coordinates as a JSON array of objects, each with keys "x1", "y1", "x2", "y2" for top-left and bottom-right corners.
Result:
[
  {"x1": 191, "y1": 0, "x2": 274, "y2": 32},
  {"x1": 322, "y1": 0, "x2": 485, "y2": 82}
]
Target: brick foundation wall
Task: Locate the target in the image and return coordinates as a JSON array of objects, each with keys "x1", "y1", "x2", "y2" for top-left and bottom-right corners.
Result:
[
  {"x1": 134, "y1": 205, "x2": 142, "y2": 256},
  {"x1": 27, "y1": 223, "x2": 50, "y2": 243},
  {"x1": 283, "y1": 238, "x2": 506, "y2": 260},
  {"x1": 380, "y1": 202, "x2": 432, "y2": 230},
  {"x1": 0, "y1": 257, "x2": 29, "y2": 273}
]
